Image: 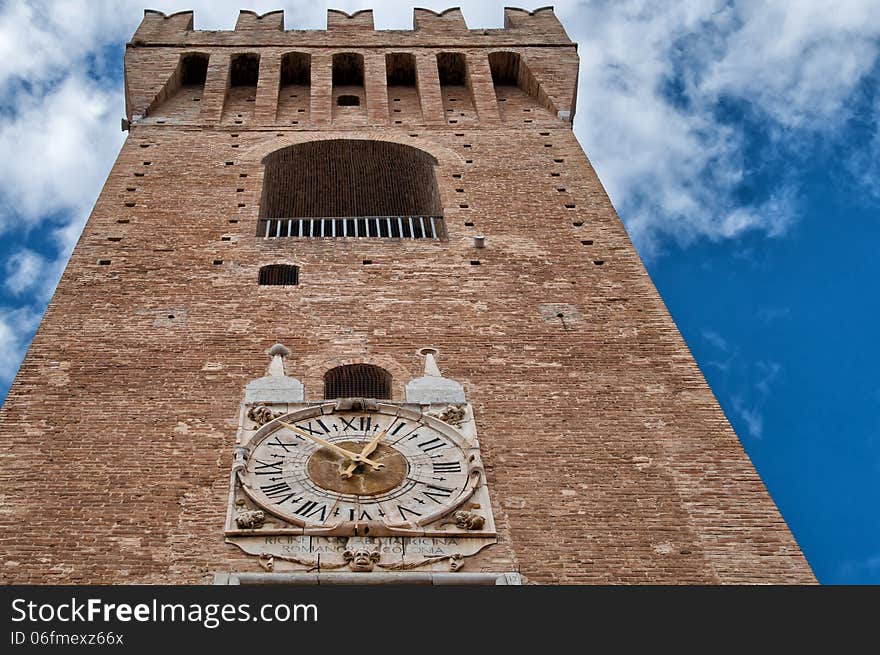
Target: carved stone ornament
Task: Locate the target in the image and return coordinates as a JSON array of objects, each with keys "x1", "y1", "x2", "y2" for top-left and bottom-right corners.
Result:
[
  {"x1": 343, "y1": 547, "x2": 382, "y2": 572},
  {"x1": 247, "y1": 404, "x2": 282, "y2": 427},
  {"x1": 452, "y1": 510, "x2": 486, "y2": 531},
  {"x1": 235, "y1": 509, "x2": 266, "y2": 529},
  {"x1": 428, "y1": 404, "x2": 467, "y2": 428}
]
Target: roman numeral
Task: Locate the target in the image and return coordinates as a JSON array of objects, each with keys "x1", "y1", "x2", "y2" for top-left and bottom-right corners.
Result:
[
  {"x1": 260, "y1": 482, "x2": 299, "y2": 505},
  {"x1": 359, "y1": 416, "x2": 371, "y2": 432},
  {"x1": 397, "y1": 505, "x2": 422, "y2": 520},
  {"x1": 267, "y1": 436, "x2": 299, "y2": 451},
  {"x1": 339, "y1": 416, "x2": 358, "y2": 431},
  {"x1": 423, "y1": 484, "x2": 455, "y2": 503},
  {"x1": 391, "y1": 422, "x2": 407, "y2": 435},
  {"x1": 294, "y1": 500, "x2": 327, "y2": 521},
  {"x1": 254, "y1": 460, "x2": 283, "y2": 476},
  {"x1": 295, "y1": 421, "x2": 329, "y2": 436},
  {"x1": 349, "y1": 508, "x2": 373, "y2": 521},
  {"x1": 416, "y1": 437, "x2": 445, "y2": 453},
  {"x1": 432, "y1": 461, "x2": 461, "y2": 474}
]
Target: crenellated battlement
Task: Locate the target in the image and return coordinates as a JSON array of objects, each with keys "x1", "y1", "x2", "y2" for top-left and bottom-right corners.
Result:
[
  {"x1": 234, "y1": 10, "x2": 284, "y2": 32},
  {"x1": 129, "y1": 7, "x2": 571, "y2": 45},
  {"x1": 327, "y1": 9, "x2": 375, "y2": 32},
  {"x1": 124, "y1": 7, "x2": 578, "y2": 130}
]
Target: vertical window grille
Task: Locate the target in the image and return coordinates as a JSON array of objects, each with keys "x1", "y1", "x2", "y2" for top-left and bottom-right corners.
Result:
[
  {"x1": 323, "y1": 364, "x2": 392, "y2": 399},
  {"x1": 258, "y1": 264, "x2": 299, "y2": 286}
]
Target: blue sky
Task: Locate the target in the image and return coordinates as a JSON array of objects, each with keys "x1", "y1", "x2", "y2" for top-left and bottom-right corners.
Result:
[{"x1": 0, "y1": 0, "x2": 878, "y2": 583}]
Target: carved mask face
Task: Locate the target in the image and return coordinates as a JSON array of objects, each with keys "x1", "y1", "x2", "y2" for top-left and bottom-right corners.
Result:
[{"x1": 344, "y1": 548, "x2": 380, "y2": 572}]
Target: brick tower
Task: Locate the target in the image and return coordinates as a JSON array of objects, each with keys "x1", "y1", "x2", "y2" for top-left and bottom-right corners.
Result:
[{"x1": 0, "y1": 8, "x2": 814, "y2": 584}]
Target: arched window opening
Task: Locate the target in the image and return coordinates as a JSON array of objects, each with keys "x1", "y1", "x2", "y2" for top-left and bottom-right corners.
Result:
[
  {"x1": 488, "y1": 51, "x2": 549, "y2": 121},
  {"x1": 436, "y1": 52, "x2": 476, "y2": 125},
  {"x1": 230, "y1": 53, "x2": 260, "y2": 87},
  {"x1": 386, "y1": 53, "x2": 422, "y2": 123},
  {"x1": 281, "y1": 52, "x2": 310, "y2": 86},
  {"x1": 387, "y1": 52, "x2": 416, "y2": 86},
  {"x1": 333, "y1": 52, "x2": 364, "y2": 85},
  {"x1": 258, "y1": 140, "x2": 444, "y2": 240},
  {"x1": 333, "y1": 53, "x2": 365, "y2": 121},
  {"x1": 277, "y1": 52, "x2": 311, "y2": 124},
  {"x1": 324, "y1": 364, "x2": 392, "y2": 400},
  {"x1": 181, "y1": 53, "x2": 208, "y2": 86},
  {"x1": 224, "y1": 53, "x2": 260, "y2": 124},
  {"x1": 258, "y1": 264, "x2": 299, "y2": 286},
  {"x1": 145, "y1": 52, "x2": 209, "y2": 122}
]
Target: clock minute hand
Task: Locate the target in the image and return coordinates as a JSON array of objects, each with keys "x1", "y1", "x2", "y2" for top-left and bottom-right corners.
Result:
[
  {"x1": 339, "y1": 428, "x2": 389, "y2": 479},
  {"x1": 279, "y1": 422, "x2": 385, "y2": 470}
]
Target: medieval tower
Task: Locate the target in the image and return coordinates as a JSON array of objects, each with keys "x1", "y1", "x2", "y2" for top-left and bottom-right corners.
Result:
[{"x1": 0, "y1": 8, "x2": 814, "y2": 584}]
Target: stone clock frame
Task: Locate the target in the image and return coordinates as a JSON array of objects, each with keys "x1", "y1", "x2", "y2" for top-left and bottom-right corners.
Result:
[{"x1": 220, "y1": 345, "x2": 513, "y2": 581}]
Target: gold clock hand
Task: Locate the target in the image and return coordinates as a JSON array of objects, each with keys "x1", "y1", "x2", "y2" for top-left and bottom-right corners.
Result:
[
  {"x1": 339, "y1": 428, "x2": 389, "y2": 479},
  {"x1": 279, "y1": 422, "x2": 385, "y2": 470}
]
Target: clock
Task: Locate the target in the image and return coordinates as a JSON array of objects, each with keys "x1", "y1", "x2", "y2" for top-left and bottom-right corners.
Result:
[{"x1": 237, "y1": 404, "x2": 482, "y2": 535}]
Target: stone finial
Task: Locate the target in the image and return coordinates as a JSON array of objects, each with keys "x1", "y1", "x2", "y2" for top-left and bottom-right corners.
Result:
[
  {"x1": 245, "y1": 343, "x2": 303, "y2": 404},
  {"x1": 419, "y1": 347, "x2": 442, "y2": 377},
  {"x1": 267, "y1": 344, "x2": 290, "y2": 377},
  {"x1": 406, "y1": 347, "x2": 466, "y2": 404}
]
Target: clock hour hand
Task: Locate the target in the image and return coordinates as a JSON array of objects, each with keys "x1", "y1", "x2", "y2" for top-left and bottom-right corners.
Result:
[
  {"x1": 339, "y1": 428, "x2": 388, "y2": 479},
  {"x1": 279, "y1": 422, "x2": 385, "y2": 470}
]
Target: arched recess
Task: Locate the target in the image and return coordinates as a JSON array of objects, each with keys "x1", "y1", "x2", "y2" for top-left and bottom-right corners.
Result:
[
  {"x1": 489, "y1": 51, "x2": 555, "y2": 122},
  {"x1": 223, "y1": 52, "x2": 260, "y2": 124},
  {"x1": 324, "y1": 364, "x2": 392, "y2": 400},
  {"x1": 276, "y1": 52, "x2": 310, "y2": 124},
  {"x1": 386, "y1": 53, "x2": 422, "y2": 124},
  {"x1": 333, "y1": 52, "x2": 366, "y2": 125},
  {"x1": 145, "y1": 52, "x2": 209, "y2": 122},
  {"x1": 436, "y1": 52, "x2": 477, "y2": 125},
  {"x1": 258, "y1": 139, "x2": 443, "y2": 238}
]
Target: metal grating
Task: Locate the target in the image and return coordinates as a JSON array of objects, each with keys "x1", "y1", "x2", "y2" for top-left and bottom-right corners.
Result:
[
  {"x1": 324, "y1": 364, "x2": 392, "y2": 400},
  {"x1": 258, "y1": 264, "x2": 299, "y2": 286},
  {"x1": 258, "y1": 216, "x2": 444, "y2": 240}
]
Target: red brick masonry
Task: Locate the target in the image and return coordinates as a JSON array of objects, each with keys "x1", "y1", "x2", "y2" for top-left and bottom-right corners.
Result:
[{"x1": 0, "y1": 8, "x2": 814, "y2": 583}]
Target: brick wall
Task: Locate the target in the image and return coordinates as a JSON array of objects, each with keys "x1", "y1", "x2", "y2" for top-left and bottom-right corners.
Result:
[{"x1": 0, "y1": 8, "x2": 815, "y2": 584}]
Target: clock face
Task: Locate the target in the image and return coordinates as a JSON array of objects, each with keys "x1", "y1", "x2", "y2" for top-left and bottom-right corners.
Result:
[{"x1": 240, "y1": 407, "x2": 475, "y2": 529}]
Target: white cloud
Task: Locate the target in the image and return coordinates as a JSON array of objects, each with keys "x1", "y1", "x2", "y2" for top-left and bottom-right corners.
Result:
[
  {"x1": 698, "y1": 0, "x2": 880, "y2": 128},
  {"x1": 0, "y1": 305, "x2": 42, "y2": 384},
  {"x1": 0, "y1": 75, "x2": 124, "y2": 237},
  {"x1": 559, "y1": 0, "x2": 880, "y2": 255},
  {"x1": 3, "y1": 247, "x2": 65, "y2": 303},
  {"x1": 734, "y1": 399, "x2": 765, "y2": 439},
  {"x1": 4, "y1": 249, "x2": 46, "y2": 296}
]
